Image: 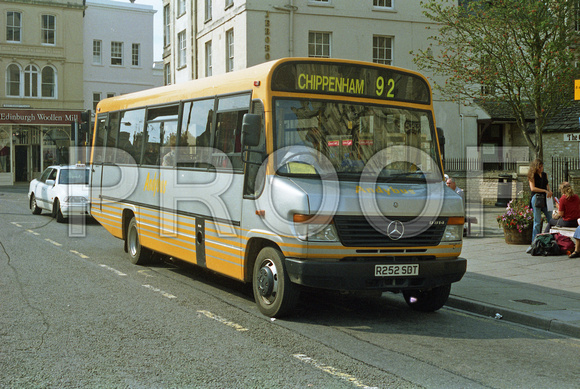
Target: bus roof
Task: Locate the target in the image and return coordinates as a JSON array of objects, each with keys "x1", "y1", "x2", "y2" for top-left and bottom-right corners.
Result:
[{"x1": 95, "y1": 57, "x2": 431, "y2": 113}]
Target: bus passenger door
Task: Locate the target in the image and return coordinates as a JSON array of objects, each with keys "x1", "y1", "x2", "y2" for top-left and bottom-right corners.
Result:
[{"x1": 90, "y1": 115, "x2": 107, "y2": 213}]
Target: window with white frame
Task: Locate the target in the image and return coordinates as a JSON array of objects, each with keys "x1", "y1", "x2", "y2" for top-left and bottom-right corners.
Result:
[
  {"x1": 373, "y1": 35, "x2": 393, "y2": 65},
  {"x1": 132, "y1": 43, "x2": 140, "y2": 66},
  {"x1": 225, "y1": 0, "x2": 233, "y2": 9},
  {"x1": 308, "y1": 32, "x2": 331, "y2": 58},
  {"x1": 6, "y1": 64, "x2": 21, "y2": 96},
  {"x1": 7, "y1": 11, "x2": 21, "y2": 42},
  {"x1": 107, "y1": 93, "x2": 115, "y2": 98},
  {"x1": 205, "y1": 41, "x2": 212, "y2": 77},
  {"x1": 226, "y1": 29, "x2": 234, "y2": 72},
  {"x1": 373, "y1": 0, "x2": 393, "y2": 8},
  {"x1": 205, "y1": 0, "x2": 212, "y2": 21},
  {"x1": 164, "y1": 4, "x2": 171, "y2": 47},
  {"x1": 111, "y1": 41, "x2": 123, "y2": 66},
  {"x1": 93, "y1": 40, "x2": 102, "y2": 65},
  {"x1": 41, "y1": 14, "x2": 56, "y2": 45},
  {"x1": 24, "y1": 65, "x2": 39, "y2": 98},
  {"x1": 178, "y1": 30, "x2": 187, "y2": 68},
  {"x1": 164, "y1": 63, "x2": 171, "y2": 85},
  {"x1": 309, "y1": 0, "x2": 330, "y2": 3},
  {"x1": 41, "y1": 66, "x2": 56, "y2": 98},
  {"x1": 93, "y1": 92, "x2": 101, "y2": 112},
  {"x1": 178, "y1": 0, "x2": 186, "y2": 16}
]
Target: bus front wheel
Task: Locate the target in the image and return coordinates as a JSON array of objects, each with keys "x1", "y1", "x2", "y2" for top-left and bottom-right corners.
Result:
[
  {"x1": 403, "y1": 284, "x2": 451, "y2": 312},
  {"x1": 126, "y1": 217, "x2": 152, "y2": 265},
  {"x1": 252, "y1": 247, "x2": 299, "y2": 317}
]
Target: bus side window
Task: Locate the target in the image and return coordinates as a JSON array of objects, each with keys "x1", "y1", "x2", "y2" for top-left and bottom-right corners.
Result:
[
  {"x1": 92, "y1": 115, "x2": 107, "y2": 163},
  {"x1": 214, "y1": 110, "x2": 246, "y2": 170},
  {"x1": 118, "y1": 108, "x2": 145, "y2": 165},
  {"x1": 144, "y1": 105, "x2": 179, "y2": 166},
  {"x1": 178, "y1": 99, "x2": 214, "y2": 169},
  {"x1": 104, "y1": 112, "x2": 120, "y2": 164}
]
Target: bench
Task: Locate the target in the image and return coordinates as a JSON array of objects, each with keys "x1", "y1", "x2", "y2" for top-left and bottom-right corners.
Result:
[
  {"x1": 549, "y1": 226, "x2": 576, "y2": 238},
  {"x1": 464, "y1": 216, "x2": 478, "y2": 236}
]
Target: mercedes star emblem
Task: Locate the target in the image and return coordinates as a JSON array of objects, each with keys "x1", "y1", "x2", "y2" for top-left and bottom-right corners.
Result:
[{"x1": 387, "y1": 220, "x2": 405, "y2": 240}]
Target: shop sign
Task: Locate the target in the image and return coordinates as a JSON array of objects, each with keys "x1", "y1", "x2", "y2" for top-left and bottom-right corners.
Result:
[{"x1": 0, "y1": 109, "x2": 81, "y2": 125}]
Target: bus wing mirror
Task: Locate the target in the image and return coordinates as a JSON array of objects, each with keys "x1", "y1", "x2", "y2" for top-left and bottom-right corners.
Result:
[{"x1": 241, "y1": 114, "x2": 261, "y2": 147}]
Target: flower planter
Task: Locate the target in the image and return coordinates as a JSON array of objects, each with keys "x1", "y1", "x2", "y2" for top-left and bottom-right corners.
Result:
[{"x1": 503, "y1": 227, "x2": 532, "y2": 245}]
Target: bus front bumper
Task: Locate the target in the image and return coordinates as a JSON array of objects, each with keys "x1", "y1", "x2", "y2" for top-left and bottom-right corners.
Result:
[{"x1": 284, "y1": 257, "x2": 467, "y2": 291}]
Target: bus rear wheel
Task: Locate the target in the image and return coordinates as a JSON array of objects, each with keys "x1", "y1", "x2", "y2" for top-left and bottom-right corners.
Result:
[
  {"x1": 252, "y1": 247, "x2": 299, "y2": 317},
  {"x1": 126, "y1": 217, "x2": 152, "y2": 265},
  {"x1": 403, "y1": 284, "x2": 451, "y2": 312}
]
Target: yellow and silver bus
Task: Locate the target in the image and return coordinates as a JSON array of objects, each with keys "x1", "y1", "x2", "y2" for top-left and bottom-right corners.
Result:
[{"x1": 90, "y1": 58, "x2": 466, "y2": 317}]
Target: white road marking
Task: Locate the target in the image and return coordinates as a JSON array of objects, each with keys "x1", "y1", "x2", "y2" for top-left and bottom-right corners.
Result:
[
  {"x1": 26, "y1": 229, "x2": 40, "y2": 236},
  {"x1": 11, "y1": 222, "x2": 22, "y2": 228},
  {"x1": 197, "y1": 310, "x2": 249, "y2": 332},
  {"x1": 44, "y1": 238, "x2": 62, "y2": 247},
  {"x1": 142, "y1": 284, "x2": 177, "y2": 299},
  {"x1": 99, "y1": 264, "x2": 127, "y2": 276},
  {"x1": 293, "y1": 354, "x2": 378, "y2": 389},
  {"x1": 70, "y1": 250, "x2": 89, "y2": 259}
]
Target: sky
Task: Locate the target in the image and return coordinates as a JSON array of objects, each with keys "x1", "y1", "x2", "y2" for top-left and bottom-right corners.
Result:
[{"x1": 131, "y1": 0, "x2": 163, "y2": 61}]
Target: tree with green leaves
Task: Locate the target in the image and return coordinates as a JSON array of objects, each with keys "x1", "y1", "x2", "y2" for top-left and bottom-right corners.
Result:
[{"x1": 413, "y1": 0, "x2": 579, "y2": 160}]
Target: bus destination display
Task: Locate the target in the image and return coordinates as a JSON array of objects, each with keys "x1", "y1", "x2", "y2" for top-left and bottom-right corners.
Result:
[{"x1": 272, "y1": 61, "x2": 430, "y2": 104}]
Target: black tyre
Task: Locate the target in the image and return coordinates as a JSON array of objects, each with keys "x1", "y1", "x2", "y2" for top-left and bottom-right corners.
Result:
[
  {"x1": 403, "y1": 284, "x2": 451, "y2": 312},
  {"x1": 126, "y1": 217, "x2": 152, "y2": 265},
  {"x1": 52, "y1": 199, "x2": 65, "y2": 223},
  {"x1": 30, "y1": 194, "x2": 42, "y2": 215},
  {"x1": 252, "y1": 246, "x2": 300, "y2": 317}
]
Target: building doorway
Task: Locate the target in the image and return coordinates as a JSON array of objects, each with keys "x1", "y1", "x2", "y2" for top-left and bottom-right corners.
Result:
[{"x1": 15, "y1": 145, "x2": 28, "y2": 182}]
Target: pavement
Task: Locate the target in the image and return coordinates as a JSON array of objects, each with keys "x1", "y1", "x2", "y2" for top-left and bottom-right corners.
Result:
[
  {"x1": 449, "y1": 201, "x2": 580, "y2": 338},
  {"x1": 3, "y1": 184, "x2": 580, "y2": 338}
]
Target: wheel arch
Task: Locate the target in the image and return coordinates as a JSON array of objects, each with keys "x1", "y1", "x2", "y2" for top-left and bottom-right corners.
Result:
[{"x1": 243, "y1": 237, "x2": 280, "y2": 283}]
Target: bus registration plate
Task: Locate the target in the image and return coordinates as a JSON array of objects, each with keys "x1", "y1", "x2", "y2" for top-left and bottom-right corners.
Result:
[{"x1": 375, "y1": 264, "x2": 419, "y2": 277}]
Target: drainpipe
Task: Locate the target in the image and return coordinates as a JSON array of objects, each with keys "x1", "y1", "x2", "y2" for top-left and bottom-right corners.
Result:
[{"x1": 274, "y1": 0, "x2": 297, "y2": 57}]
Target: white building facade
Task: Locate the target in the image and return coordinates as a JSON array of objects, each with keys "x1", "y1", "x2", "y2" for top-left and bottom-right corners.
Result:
[
  {"x1": 162, "y1": 0, "x2": 482, "y2": 162},
  {"x1": 84, "y1": 0, "x2": 163, "y2": 119}
]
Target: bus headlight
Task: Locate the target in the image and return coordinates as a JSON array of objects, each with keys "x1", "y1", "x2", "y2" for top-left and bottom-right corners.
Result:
[
  {"x1": 293, "y1": 214, "x2": 339, "y2": 242},
  {"x1": 441, "y1": 217, "x2": 464, "y2": 242}
]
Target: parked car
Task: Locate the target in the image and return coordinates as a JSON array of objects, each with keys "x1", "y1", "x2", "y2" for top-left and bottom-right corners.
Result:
[{"x1": 28, "y1": 164, "x2": 90, "y2": 223}]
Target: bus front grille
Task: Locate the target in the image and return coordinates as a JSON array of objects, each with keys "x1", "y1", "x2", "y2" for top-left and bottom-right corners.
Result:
[{"x1": 334, "y1": 216, "x2": 447, "y2": 247}]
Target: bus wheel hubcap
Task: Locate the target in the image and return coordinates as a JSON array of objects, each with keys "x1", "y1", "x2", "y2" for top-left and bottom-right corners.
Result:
[{"x1": 257, "y1": 261, "x2": 277, "y2": 298}]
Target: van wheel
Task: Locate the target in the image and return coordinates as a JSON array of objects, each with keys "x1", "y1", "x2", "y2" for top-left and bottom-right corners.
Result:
[
  {"x1": 403, "y1": 284, "x2": 451, "y2": 312},
  {"x1": 126, "y1": 217, "x2": 152, "y2": 265},
  {"x1": 30, "y1": 194, "x2": 42, "y2": 215},
  {"x1": 253, "y1": 247, "x2": 299, "y2": 317},
  {"x1": 53, "y1": 199, "x2": 65, "y2": 223}
]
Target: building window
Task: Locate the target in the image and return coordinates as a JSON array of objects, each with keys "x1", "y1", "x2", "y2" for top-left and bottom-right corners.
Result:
[
  {"x1": 163, "y1": 4, "x2": 171, "y2": 47},
  {"x1": 225, "y1": 0, "x2": 234, "y2": 9},
  {"x1": 7, "y1": 11, "x2": 22, "y2": 42},
  {"x1": 205, "y1": 0, "x2": 212, "y2": 21},
  {"x1": 205, "y1": 41, "x2": 212, "y2": 77},
  {"x1": 107, "y1": 93, "x2": 115, "y2": 98},
  {"x1": 111, "y1": 41, "x2": 123, "y2": 66},
  {"x1": 177, "y1": 0, "x2": 186, "y2": 16},
  {"x1": 373, "y1": 35, "x2": 392, "y2": 65},
  {"x1": 178, "y1": 30, "x2": 187, "y2": 68},
  {"x1": 373, "y1": 0, "x2": 393, "y2": 8},
  {"x1": 308, "y1": 32, "x2": 331, "y2": 58},
  {"x1": 41, "y1": 66, "x2": 56, "y2": 98},
  {"x1": 226, "y1": 29, "x2": 234, "y2": 72},
  {"x1": 132, "y1": 43, "x2": 140, "y2": 66},
  {"x1": 6, "y1": 64, "x2": 21, "y2": 97},
  {"x1": 41, "y1": 15, "x2": 56, "y2": 45},
  {"x1": 24, "y1": 65, "x2": 39, "y2": 98},
  {"x1": 93, "y1": 40, "x2": 102, "y2": 65},
  {"x1": 164, "y1": 63, "x2": 171, "y2": 85},
  {"x1": 93, "y1": 92, "x2": 101, "y2": 112},
  {"x1": 309, "y1": 0, "x2": 330, "y2": 3}
]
